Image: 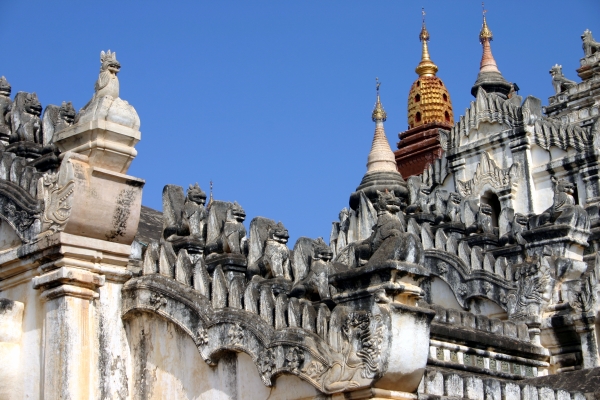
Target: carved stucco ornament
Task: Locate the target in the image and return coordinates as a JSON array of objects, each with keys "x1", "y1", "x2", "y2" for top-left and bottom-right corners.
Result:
[
  {"x1": 121, "y1": 275, "x2": 398, "y2": 395},
  {"x1": 39, "y1": 172, "x2": 74, "y2": 235},
  {"x1": 457, "y1": 152, "x2": 519, "y2": 198}
]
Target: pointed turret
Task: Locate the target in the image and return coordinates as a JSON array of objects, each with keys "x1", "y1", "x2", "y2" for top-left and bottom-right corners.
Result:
[
  {"x1": 367, "y1": 80, "x2": 396, "y2": 173},
  {"x1": 415, "y1": 16, "x2": 438, "y2": 77},
  {"x1": 396, "y1": 9, "x2": 453, "y2": 178},
  {"x1": 350, "y1": 79, "x2": 407, "y2": 210},
  {"x1": 470, "y1": 6, "x2": 511, "y2": 98}
]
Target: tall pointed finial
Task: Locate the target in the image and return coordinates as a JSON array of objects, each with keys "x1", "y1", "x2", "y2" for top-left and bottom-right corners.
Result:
[
  {"x1": 471, "y1": 3, "x2": 511, "y2": 97},
  {"x1": 415, "y1": 8, "x2": 438, "y2": 77},
  {"x1": 366, "y1": 79, "x2": 396, "y2": 173},
  {"x1": 480, "y1": 2, "x2": 493, "y2": 43},
  {"x1": 372, "y1": 78, "x2": 387, "y2": 122},
  {"x1": 208, "y1": 180, "x2": 214, "y2": 207}
]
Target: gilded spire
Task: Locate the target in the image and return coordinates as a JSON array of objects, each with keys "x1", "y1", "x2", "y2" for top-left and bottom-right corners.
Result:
[
  {"x1": 478, "y1": 3, "x2": 499, "y2": 73},
  {"x1": 415, "y1": 8, "x2": 438, "y2": 77},
  {"x1": 367, "y1": 79, "x2": 396, "y2": 173},
  {"x1": 371, "y1": 78, "x2": 387, "y2": 122}
]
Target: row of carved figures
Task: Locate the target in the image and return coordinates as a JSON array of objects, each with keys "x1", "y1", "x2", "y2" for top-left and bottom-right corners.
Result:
[
  {"x1": 140, "y1": 245, "x2": 334, "y2": 336},
  {"x1": 0, "y1": 76, "x2": 75, "y2": 148}
]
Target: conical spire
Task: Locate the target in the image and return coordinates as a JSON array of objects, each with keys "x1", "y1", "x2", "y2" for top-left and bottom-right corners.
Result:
[
  {"x1": 415, "y1": 8, "x2": 438, "y2": 77},
  {"x1": 371, "y1": 78, "x2": 387, "y2": 122},
  {"x1": 367, "y1": 79, "x2": 396, "y2": 173},
  {"x1": 471, "y1": 4, "x2": 511, "y2": 97},
  {"x1": 478, "y1": 11, "x2": 500, "y2": 74}
]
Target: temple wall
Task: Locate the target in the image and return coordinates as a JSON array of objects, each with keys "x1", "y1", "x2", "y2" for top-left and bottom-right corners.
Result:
[
  {"x1": 125, "y1": 312, "x2": 320, "y2": 400},
  {"x1": 0, "y1": 280, "x2": 44, "y2": 399}
]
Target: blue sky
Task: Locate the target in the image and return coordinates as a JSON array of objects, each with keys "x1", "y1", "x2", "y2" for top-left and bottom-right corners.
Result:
[{"x1": 2, "y1": 1, "x2": 599, "y2": 245}]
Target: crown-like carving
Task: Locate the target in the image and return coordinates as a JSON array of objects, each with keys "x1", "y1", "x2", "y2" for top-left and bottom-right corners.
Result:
[
  {"x1": 187, "y1": 183, "x2": 207, "y2": 200},
  {"x1": 0, "y1": 76, "x2": 11, "y2": 95}
]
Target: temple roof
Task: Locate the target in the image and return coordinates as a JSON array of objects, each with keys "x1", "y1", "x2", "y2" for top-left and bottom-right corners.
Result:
[{"x1": 407, "y1": 11, "x2": 454, "y2": 129}]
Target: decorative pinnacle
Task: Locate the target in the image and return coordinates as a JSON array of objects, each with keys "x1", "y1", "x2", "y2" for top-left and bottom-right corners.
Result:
[
  {"x1": 415, "y1": 8, "x2": 438, "y2": 77},
  {"x1": 479, "y1": 3, "x2": 493, "y2": 43},
  {"x1": 208, "y1": 180, "x2": 214, "y2": 206},
  {"x1": 419, "y1": 8, "x2": 430, "y2": 42},
  {"x1": 372, "y1": 78, "x2": 387, "y2": 122}
]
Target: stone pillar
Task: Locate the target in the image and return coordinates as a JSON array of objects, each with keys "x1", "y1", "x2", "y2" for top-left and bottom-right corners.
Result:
[
  {"x1": 573, "y1": 312, "x2": 600, "y2": 368},
  {"x1": 449, "y1": 157, "x2": 466, "y2": 189},
  {"x1": 33, "y1": 267, "x2": 104, "y2": 399},
  {"x1": 581, "y1": 162, "x2": 600, "y2": 206},
  {"x1": 509, "y1": 136, "x2": 535, "y2": 214}
]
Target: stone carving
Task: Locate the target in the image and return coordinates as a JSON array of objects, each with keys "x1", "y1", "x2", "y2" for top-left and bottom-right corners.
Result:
[
  {"x1": 330, "y1": 208, "x2": 350, "y2": 257},
  {"x1": 285, "y1": 346, "x2": 305, "y2": 370},
  {"x1": 550, "y1": 65, "x2": 577, "y2": 94},
  {"x1": 9, "y1": 92, "x2": 42, "y2": 144},
  {"x1": 248, "y1": 219, "x2": 291, "y2": 279},
  {"x1": 227, "y1": 324, "x2": 244, "y2": 346},
  {"x1": 195, "y1": 326, "x2": 209, "y2": 347},
  {"x1": 0, "y1": 76, "x2": 12, "y2": 143},
  {"x1": 499, "y1": 208, "x2": 527, "y2": 246},
  {"x1": 582, "y1": 29, "x2": 600, "y2": 57},
  {"x1": 533, "y1": 117, "x2": 591, "y2": 152},
  {"x1": 571, "y1": 274, "x2": 596, "y2": 312},
  {"x1": 223, "y1": 202, "x2": 247, "y2": 254},
  {"x1": 448, "y1": 87, "x2": 522, "y2": 148},
  {"x1": 162, "y1": 184, "x2": 204, "y2": 256},
  {"x1": 290, "y1": 238, "x2": 341, "y2": 302},
  {"x1": 321, "y1": 312, "x2": 383, "y2": 392},
  {"x1": 257, "y1": 348, "x2": 276, "y2": 379},
  {"x1": 184, "y1": 183, "x2": 208, "y2": 242},
  {"x1": 445, "y1": 192, "x2": 463, "y2": 223},
  {"x1": 355, "y1": 190, "x2": 423, "y2": 267},
  {"x1": 506, "y1": 257, "x2": 553, "y2": 320},
  {"x1": 41, "y1": 101, "x2": 76, "y2": 145},
  {"x1": 457, "y1": 152, "x2": 518, "y2": 198},
  {"x1": 463, "y1": 200, "x2": 495, "y2": 236},
  {"x1": 39, "y1": 172, "x2": 74, "y2": 235},
  {"x1": 530, "y1": 177, "x2": 589, "y2": 230},
  {"x1": 406, "y1": 176, "x2": 434, "y2": 214},
  {"x1": 76, "y1": 50, "x2": 140, "y2": 130}
]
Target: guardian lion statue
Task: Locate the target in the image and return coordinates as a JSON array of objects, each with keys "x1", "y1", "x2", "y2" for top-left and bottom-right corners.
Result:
[
  {"x1": 582, "y1": 29, "x2": 600, "y2": 57},
  {"x1": 550, "y1": 64, "x2": 576, "y2": 94}
]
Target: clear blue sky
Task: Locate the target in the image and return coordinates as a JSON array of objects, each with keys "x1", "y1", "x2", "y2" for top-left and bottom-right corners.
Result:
[{"x1": 2, "y1": 1, "x2": 599, "y2": 245}]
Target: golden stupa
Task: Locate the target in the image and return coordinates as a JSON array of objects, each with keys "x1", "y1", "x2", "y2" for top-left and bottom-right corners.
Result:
[{"x1": 407, "y1": 11, "x2": 453, "y2": 129}]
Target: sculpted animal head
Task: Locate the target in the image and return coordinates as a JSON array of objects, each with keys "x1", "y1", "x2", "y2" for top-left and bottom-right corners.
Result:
[
  {"x1": 313, "y1": 237, "x2": 333, "y2": 262},
  {"x1": 549, "y1": 64, "x2": 563, "y2": 78},
  {"x1": 480, "y1": 203, "x2": 493, "y2": 215},
  {"x1": 375, "y1": 189, "x2": 401, "y2": 214},
  {"x1": 0, "y1": 76, "x2": 11, "y2": 97},
  {"x1": 268, "y1": 221, "x2": 289, "y2": 244},
  {"x1": 514, "y1": 213, "x2": 528, "y2": 227},
  {"x1": 22, "y1": 92, "x2": 42, "y2": 117},
  {"x1": 553, "y1": 177, "x2": 575, "y2": 195},
  {"x1": 187, "y1": 183, "x2": 207, "y2": 205},
  {"x1": 228, "y1": 201, "x2": 246, "y2": 222},
  {"x1": 582, "y1": 29, "x2": 594, "y2": 43},
  {"x1": 59, "y1": 101, "x2": 76, "y2": 125},
  {"x1": 100, "y1": 50, "x2": 121, "y2": 74}
]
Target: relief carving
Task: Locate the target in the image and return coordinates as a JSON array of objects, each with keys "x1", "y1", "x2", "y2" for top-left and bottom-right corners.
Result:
[
  {"x1": 40, "y1": 173, "x2": 74, "y2": 235},
  {"x1": 457, "y1": 152, "x2": 518, "y2": 197}
]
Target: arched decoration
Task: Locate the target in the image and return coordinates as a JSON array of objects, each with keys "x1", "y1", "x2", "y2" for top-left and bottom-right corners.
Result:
[
  {"x1": 415, "y1": 94, "x2": 421, "y2": 102},
  {"x1": 416, "y1": 112, "x2": 422, "y2": 123},
  {"x1": 121, "y1": 274, "x2": 391, "y2": 394},
  {"x1": 0, "y1": 179, "x2": 42, "y2": 243},
  {"x1": 424, "y1": 250, "x2": 516, "y2": 312},
  {"x1": 456, "y1": 152, "x2": 519, "y2": 212}
]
